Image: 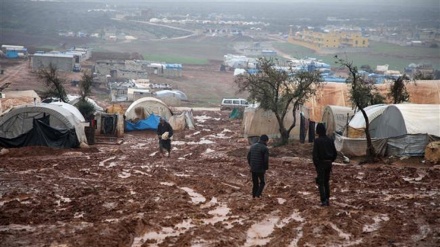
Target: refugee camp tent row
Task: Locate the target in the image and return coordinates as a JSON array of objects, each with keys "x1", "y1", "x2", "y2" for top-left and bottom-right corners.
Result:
[
  {"x1": 0, "y1": 103, "x2": 88, "y2": 148},
  {"x1": 334, "y1": 103, "x2": 440, "y2": 157},
  {"x1": 307, "y1": 80, "x2": 440, "y2": 122}
]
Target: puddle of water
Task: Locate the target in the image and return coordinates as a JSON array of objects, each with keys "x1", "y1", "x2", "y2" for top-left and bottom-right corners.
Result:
[
  {"x1": 288, "y1": 222, "x2": 305, "y2": 247},
  {"x1": 174, "y1": 173, "x2": 190, "y2": 177},
  {"x1": 244, "y1": 216, "x2": 279, "y2": 247},
  {"x1": 131, "y1": 219, "x2": 195, "y2": 247},
  {"x1": 356, "y1": 172, "x2": 365, "y2": 180},
  {"x1": 297, "y1": 191, "x2": 311, "y2": 196},
  {"x1": 203, "y1": 203, "x2": 230, "y2": 225},
  {"x1": 133, "y1": 170, "x2": 149, "y2": 176},
  {"x1": 74, "y1": 212, "x2": 84, "y2": 219},
  {"x1": 201, "y1": 197, "x2": 218, "y2": 209},
  {"x1": 221, "y1": 182, "x2": 240, "y2": 190},
  {"x1": 193, "y1": 115, "x2": 220, "y2": 123},
  {"x1": 0, "y1": 224, "x2": 36, "y2": 232},
  {"x1": 118, "y1": 171, "x2": 131, "y2": 179},
  {"x1": 180, "y1": 187, "x2": 206, "y2": 204},
  {"x1": 329, "y1": 222, "x2": 351, "y2": 240},
  {"x1": 160, "y1": 182, "x2": 175, "y2": 186},
  {"x1": 362, "y1": 214, "x2": 389, "y2": 233},
  {"x1": 103, "y1": 202, "x2": 117, "y2": 210},
  {"x1": 173, "y1": 139, "x2": 216, "y2": 145},
  {"x1": 55, "y1": 194, "x2": 71, "y2": 206},
  {"x1": 130, "y1": 143, "x2": 147, "y2": 149},
  {"x1": 98, "y1": 156, "x2": 117, "y2": 167},
  {"x1": 403, "y1": 173, "x2": 426, "y2": 182},
  {"x1": 277, "y1": 198, "x2": 286, "y2": 205}
]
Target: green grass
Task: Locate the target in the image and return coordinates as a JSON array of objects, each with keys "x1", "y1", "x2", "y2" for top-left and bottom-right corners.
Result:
[{"x1": 274, "y1": 41, "x2": 440, "y2": 71}]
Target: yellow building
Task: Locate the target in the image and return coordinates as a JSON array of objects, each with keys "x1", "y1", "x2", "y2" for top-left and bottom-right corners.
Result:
[{"x1": 289, "y1": 29, "x2": 369, "y2": 50}]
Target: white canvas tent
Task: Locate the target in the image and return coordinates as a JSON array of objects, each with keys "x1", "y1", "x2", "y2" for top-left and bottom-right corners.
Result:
[
  {"x1": 336, "y1": 104, "x2": 440, "y2": 157},
  {"x1": 125, "y1": 97, "x2": 173, "y2": 121},
  {"x1": 169, "y1": 110, "x2": 195, "y2": 131},
  {"x1": 154, "y1": 90, "x2": 188, "y2": 101},
  {"x1": 321, "y1": 105, "x2": 354, "y2": 137},
  {"x1": 0, "y1": 103, "x2": 88, "y2": 147},
  {"x1": 242, "y1": 104, "x2": 310, "y2": 139},
  {"x1": 346, "y1": 104, "x2": 388, "y2": 138},
  {"x1": 374, "y1": 104, "x2": 440, "y2": 138}
]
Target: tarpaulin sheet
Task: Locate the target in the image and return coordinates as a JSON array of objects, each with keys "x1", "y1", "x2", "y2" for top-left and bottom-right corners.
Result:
[{"x1": 125, "y1": 114, "x2": 160, "y2": 131}]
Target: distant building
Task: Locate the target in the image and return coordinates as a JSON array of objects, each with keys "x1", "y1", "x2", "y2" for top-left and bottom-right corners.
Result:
[
  {"x1": 31, "y1": 53, "x2": 75, "y2": 72},
  {"x1": 1, "y1": 45, "x2": 28, "y2": 58},
  {"x1": 288, "y1": 28, "x2": 369, "y2": 51}
]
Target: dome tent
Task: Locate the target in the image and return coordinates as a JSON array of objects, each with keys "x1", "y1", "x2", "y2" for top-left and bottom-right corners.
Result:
[
  {"x1": 335, "y1": 103, "x2": 440, "y2": 157},
  {"x1": 375, "y1": 104, "x2": 440, "y2": 138},
  {"x1": 0, "y1": 103, "x2": 87, "y2": 148},
  {"x1": 125, "y1": 97, "x2": 172, "y2": 121},
  {"x1": 321, "y1": 105, "x2": 354, "y2": 137},
  {"x1": 346, "y1": 104, "x2": 388, "y2": 138}
]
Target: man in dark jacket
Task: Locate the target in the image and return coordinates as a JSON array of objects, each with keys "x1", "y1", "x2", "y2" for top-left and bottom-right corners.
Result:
[
  {"x1": 313, "y1": 123, "x2": 337, "y2": 206},
  {"x1": 157, "y1": 117, "x2": 173, "y2": 158},
  {"x1": 247, "y1": 134, "x2": 269, "y2": 198}
]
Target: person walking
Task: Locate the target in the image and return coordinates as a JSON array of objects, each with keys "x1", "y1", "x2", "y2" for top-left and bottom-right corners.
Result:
[
  {"x1": 157, "y1": 117, "x2": 173, "y2": 158},
  {"x1": 247, "y1": 134, "x2": 269, "y2": 198},
  {"x1": 312, "y1": 123, "x2": 337, "y2": 206}
]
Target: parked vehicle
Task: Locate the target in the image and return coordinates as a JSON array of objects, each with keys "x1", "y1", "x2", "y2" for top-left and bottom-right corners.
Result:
[{"x1": 220, "y1": 98, "x2": 249, "y2": 111}]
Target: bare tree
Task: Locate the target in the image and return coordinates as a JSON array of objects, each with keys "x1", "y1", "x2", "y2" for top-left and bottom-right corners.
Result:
[
  {"x1": 76, "y1": 71, "x2": 95, "y2": 120},
  {"x1": 335, "y1": 56, "x2": 382, "y2": 162},
  {"x1": 37, "y1": 64, "x2": 68, "y2": 102},
  {"x1": 235, "y1": 57, "x2": 322, "y2": 145}
]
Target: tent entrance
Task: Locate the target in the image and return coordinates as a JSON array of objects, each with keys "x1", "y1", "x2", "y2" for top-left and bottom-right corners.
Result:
[{"x1": 101, "y1": 115, "x2": 118, "y2": 136}]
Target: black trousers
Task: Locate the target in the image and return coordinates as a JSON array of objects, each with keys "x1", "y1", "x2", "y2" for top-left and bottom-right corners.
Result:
[
  {"x1": 316, "y1": 162, "x2": 332, "y2": 203},
  {"x1": 159, "y1": 139, "x2": 171, "y2": 152},
  {"x1": 251, "y1": 171, "x2": 266, "y2": 198}
]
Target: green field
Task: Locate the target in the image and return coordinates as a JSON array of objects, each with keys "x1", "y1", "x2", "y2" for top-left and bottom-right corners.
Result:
[{"x1": 273, "y1": 41, "x2": 440, "y2": 71}]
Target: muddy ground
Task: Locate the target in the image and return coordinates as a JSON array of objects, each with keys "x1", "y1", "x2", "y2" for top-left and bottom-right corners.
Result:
[{"x1": 0, "y1": 108, "x2": 439, "y2": 247}]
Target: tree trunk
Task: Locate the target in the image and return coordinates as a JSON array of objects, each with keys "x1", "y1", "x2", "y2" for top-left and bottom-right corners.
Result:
[
  {"x1": 360, "y1": 108, "x2": 377, "y2": 162},
  {"x1": 279, "y1": 128, "x2": 290, "y2": 145}
]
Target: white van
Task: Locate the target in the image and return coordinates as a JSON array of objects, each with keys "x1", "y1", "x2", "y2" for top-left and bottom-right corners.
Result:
[{"x1": 220, "y1": 98, "x2": 249, "y2": 110}]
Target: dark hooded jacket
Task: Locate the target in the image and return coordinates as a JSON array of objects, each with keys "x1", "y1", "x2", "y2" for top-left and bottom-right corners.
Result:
[{"x1": 247, "y1": 141, "x2": 269, "y2": 173}]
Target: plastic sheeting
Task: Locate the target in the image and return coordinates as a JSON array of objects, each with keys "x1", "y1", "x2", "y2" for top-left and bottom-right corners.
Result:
[
  {"x1": 335, "y1": 134, "x2": 388, "y2": 157},
  {"x1": 125, "y1": 114, "x2": 160, "y2": 131},
  {"x1": 335, "y1": 133, "x2": 440, "y2": 157}
]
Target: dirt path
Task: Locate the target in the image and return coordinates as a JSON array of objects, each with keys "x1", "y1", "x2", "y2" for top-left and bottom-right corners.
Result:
[{"x1": 0, "y1": 110, "x2": 438, "y2": 247}]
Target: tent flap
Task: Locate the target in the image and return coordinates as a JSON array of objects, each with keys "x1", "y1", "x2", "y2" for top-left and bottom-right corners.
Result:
[
  {"x1": 0, "y1": 116, "x2": 80, "y2": 148},
  {"x1": 387, "y1": 134, "x2": 430, "y2": 157}
]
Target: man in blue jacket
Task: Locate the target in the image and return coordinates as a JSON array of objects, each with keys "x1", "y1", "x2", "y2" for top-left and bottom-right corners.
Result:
[
  {"x1": 247, "y1": 134, "x2": 269, "y2": 198},
  {"x1": 313, "y1": 123, "x2": 337, "y2": 206}
]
